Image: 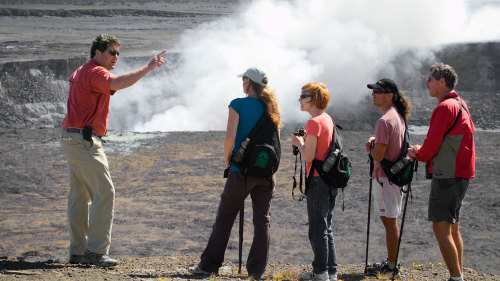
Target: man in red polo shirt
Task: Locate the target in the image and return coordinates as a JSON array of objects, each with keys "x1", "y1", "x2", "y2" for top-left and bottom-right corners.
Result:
[
  {"x1": 408, "y1": 64, "x2": 475, "y2": 281},
  {"x1": 60, "y1": 34, "x2": 166, "y2": 267}
]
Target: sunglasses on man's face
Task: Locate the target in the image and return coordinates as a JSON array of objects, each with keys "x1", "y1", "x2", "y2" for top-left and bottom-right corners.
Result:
[
  {"x1": 105, "y1": 49, "x2": 120, "y2": 56},
  {"x1": 300, "y1": 94, "x2": 312, "y2": 99},
  {"x1": 373, "y1": 89, "x2": 389, "y2": 94}
]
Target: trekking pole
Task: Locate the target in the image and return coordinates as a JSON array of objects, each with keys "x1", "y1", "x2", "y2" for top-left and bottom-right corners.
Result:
[
  {"x1": 364, "y1": 154, "x2": 374, "y2": 274},
  {"x1": 238, "y1": 203, "x2": 244, "y2": 274},
  {"x1": 392, "y1": 181, "x2": 411, "y2": 281}
]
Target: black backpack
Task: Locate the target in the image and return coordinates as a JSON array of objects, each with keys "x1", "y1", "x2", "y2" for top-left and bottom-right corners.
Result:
[
  {"x1": 231, "y1": 113, "x2": 281, "y2": 179},
  {"x1": 309, "y1": 125, "x2": 351, "y2": 190},
  {"x1": 378, "y1": 122, "x2": 416, "y2": 187}
]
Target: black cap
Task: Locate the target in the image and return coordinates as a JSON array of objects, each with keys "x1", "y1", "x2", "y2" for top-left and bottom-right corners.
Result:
[{"x1": 367, "y1": 78, "x2": 399, "y2": 93}]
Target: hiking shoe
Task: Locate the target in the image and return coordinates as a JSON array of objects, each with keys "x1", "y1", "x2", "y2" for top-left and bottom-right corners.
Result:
[
  {"x1": 365, "y1": 262, "x2": 382, "y2": 276},
  {"x1": 189, "y1": 265, "x2": 213, "y2": 276},
  {"x1": 83, "y1": 250, "x2": 117, "y2": 267},
  {"x1": 299, "y1": 271, "x2": 329, "y2": 281},
  {"x1": 69, "y1": 254, "x2": 83, "y2": 264},
  {"x1": 378, "y1": 262, "x2": 400, "y2": 277},
  {"x1": 365, "y1": 260, "x2": 399, "y2": 277}
]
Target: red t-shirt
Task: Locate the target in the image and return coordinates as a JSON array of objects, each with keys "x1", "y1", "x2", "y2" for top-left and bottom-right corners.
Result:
[
  {"x1": 62, "y1": 59, "x2": 116, "y2": 136},
  {"x1": 305, "y1": 112, "x2": 334, "y2": 176}
]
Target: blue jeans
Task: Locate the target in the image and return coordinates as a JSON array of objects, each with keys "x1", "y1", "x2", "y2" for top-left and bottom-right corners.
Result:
[{"x1": 307, "y1": 176, "x2": 338, "y2": 275}]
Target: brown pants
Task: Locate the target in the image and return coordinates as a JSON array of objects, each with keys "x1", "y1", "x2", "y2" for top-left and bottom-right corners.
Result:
[{"x1": 199, "y1": 170, "x2": 274, "y2": 277}]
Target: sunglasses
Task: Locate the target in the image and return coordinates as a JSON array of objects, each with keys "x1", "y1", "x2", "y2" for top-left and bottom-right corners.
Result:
[
  {"x1": 105, "y1": 49, "x2": 120, "y2": 56},
  {"x1": 300, "y1": 94, "x2": 312, "y2": 99},
  {"x1": 372, "y1": 90, "x2": 390, "y2": 94}
]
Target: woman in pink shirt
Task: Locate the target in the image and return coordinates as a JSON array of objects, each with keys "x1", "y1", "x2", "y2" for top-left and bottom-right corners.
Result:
[{"x1": 291, "y1": 82, "x2": 337, "y2": 281}]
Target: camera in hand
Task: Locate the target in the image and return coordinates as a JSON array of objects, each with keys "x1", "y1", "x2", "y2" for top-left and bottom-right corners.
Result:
[{"x1": 292, "y1": 128, "x2": 305, "y2": 155}]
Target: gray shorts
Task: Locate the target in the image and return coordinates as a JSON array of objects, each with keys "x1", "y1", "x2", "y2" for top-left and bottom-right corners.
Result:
[{"x1": 428, "y1": 178, "x2": 469, "y2": 223}]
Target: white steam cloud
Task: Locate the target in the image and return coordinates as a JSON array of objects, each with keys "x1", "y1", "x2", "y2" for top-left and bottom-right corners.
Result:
[{"x1": 109, "y1": 0, "x2": 500, "y2": 132}]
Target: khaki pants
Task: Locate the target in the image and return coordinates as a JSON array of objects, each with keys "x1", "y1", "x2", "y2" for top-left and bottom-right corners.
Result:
[{"x1": 61, "y1": 128, "x2": 115, "y2": 255}]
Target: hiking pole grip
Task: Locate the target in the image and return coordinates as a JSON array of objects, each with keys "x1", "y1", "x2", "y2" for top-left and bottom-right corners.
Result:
[{"x1": 238, "y1": 203, "x2": 244, "y2": 274}]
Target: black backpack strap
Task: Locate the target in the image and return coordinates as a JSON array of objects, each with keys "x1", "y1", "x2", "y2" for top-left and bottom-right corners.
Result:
[
  {"x1": 333, "y1": 124, "x2": 341, "y2": 151},
  {"x1": 292, "y1": 152, "x2": 306, "y2": 201},
  {"x1": 443, "y1": 97, "x2": 463, "y2": 137},
  {"x1": 230, "y1": 114, "x2": 263, "y2": 170},
  {"x1": 243, "y1": 113, "x2": 268, "y2": 145},
  {"x1": 231, "y1": 112, "x2": 277, "y2": 172},
  {"x1": 399, "y1": 119, "x2": 410, "y2": 160},
  {"x1": 305, "y1": 160, "x2": 315, "y2": 195}
]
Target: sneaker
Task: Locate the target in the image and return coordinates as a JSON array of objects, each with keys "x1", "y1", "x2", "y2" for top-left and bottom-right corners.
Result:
[
  {"x1": 365, "y1": 261, "x2": 383, "y2": 276},
  {"x1": 365, "y1": 260, "x2": 399, "y2": 277},
  {"x1": 299, "y1": 271, "x2": 329, "y2": 281},
  {"x1": 377, "y1": 260, "x2": 400, "y2": 277},
  {"x1": 83, "y1": 250, "x2": 118, "y2": 267},
  {"x1": 69, "y1": 254, "x2": 83, "y2": 264},
  {"x1": 329, "y1": 273, "x2": 338, "y2": 281},
  {"x1": 189, "y1": 265, "x2": 213, "y2": 276}
]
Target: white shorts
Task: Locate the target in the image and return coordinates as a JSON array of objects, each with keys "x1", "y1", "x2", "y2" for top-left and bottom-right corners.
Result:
[{"x1": 373, "y1": 177, "x2": 402, "y2": 218}]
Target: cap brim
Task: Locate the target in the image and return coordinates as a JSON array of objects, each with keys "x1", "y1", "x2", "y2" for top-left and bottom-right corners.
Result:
[{"x1": 367, "y1": 83, "x2": 383, "y2": 90}]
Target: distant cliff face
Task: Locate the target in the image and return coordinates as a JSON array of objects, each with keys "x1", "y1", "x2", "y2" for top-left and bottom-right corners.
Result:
[
  {"x1": 0, "y1": 42, "x2": 499, "y2": 130},
  {"x1": 413, "y1": 42, "x2": 500, "y2": 130},
  {"x1": 0, "y1": 57, "x2": 86, "y2": 128},
  {"x1": 436, "y1": 42, "x2": 500, "y2": 92}
]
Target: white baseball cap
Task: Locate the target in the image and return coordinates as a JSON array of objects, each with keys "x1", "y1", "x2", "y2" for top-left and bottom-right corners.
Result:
[{"x1": 237, "y1": 66, "x2": 268, "y2": 86}]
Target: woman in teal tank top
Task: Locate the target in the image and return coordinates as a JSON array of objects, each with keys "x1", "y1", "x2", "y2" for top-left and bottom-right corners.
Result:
[{"x1": 191, "y1": 67, "x2": 281, "y2": 279}]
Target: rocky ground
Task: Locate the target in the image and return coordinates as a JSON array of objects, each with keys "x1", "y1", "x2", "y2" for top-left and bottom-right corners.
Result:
[
  {"x1": 1, "y1": 254, "x2": 496, "y2": 281},
  {"x1": 0, "y1": 0, "x2": 238, "y2": 63},
  {"x1": 0, "y1": 128, "x2": 499, "y2": 281}
]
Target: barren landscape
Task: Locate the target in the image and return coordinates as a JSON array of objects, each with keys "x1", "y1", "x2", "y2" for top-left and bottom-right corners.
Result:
[
  {"x1": 1, "y1": 1, "x2": 500, "y2": 280},
  {"x1": 1, "y1": 127, "x2": 499, "y2": 280}
]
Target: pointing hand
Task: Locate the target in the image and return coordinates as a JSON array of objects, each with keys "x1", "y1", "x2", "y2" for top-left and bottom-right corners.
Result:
[{"x1": 148, "y1": 50, "x2": 167, "y2": 69}]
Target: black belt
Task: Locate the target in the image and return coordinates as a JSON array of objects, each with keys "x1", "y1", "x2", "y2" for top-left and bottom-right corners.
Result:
[{"x1": 64, "y1": 127, "x2": 101, "y2": 138}]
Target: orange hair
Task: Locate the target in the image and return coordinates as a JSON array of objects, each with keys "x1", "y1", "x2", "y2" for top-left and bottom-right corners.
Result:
[{"x1": 301, "y1": 82, "x2": 330, "y2": 110}]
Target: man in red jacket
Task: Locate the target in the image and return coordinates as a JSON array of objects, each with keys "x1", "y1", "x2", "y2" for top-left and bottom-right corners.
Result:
[
  {"x1": 408, "y1": 64, "x2": 475, "y2": 281},
  {"x1": 61, "y1": 34, "x2": 166, "y2": 267}
]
